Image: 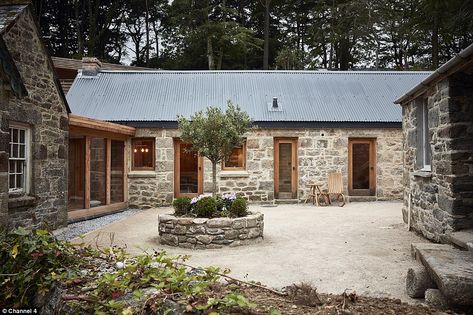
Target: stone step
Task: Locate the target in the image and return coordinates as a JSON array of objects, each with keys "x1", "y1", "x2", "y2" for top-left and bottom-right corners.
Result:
[
  {"x1": 348, "y1": 196, "x2": 377, "y2": 202},
  {"x1": 274, "y1": 199, "x2": 299, "y2": 204},
  {"x1": 445, "y1": 229, "x2": 473, "y2": 251},
  {"x1": 411, "y1": 242, "x2": 473, "y2": 306}
]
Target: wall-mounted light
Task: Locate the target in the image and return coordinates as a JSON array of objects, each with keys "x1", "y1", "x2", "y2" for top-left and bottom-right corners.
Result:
[
  {"x1": 141, "y1": 148, "x2": 145, "y2": 153},
  {"x1": 145, "y1": 148, "x2": 149, "y2": 153},
  {"x1": 133, "y1": 148, "x2": 137, "y2": 153}
]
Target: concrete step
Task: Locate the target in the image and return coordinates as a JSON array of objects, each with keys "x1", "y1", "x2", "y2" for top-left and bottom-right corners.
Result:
[
  {"x1": 274, "y1": 199, "x2": 299, "y2": 204},
  {"x1": 411, "y1": 242, "x2": 473, "y2": 306},
  {"x1": 348, "y1": 196, "x2": 377, "y2": 202},
  {"x1": 445, "y1": 229, "x2": 473, "y2": 251}
]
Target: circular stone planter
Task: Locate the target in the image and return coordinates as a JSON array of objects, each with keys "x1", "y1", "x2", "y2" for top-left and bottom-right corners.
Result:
[{"x1": 158, "y1": 213, "x2": 264, "y2": 249}]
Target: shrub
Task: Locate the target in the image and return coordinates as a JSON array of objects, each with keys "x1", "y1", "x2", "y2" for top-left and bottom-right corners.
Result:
[
  {"x1": 173, "y1": 197, "x2": 192, "y2": 216},
  {"x1": 194, "y1": 196, "x2": 218, "y2": 218},
  {"x1": 0, "y1": 227, "x2": 77, "y2": 307},
  {"x1": 229, "y1": 197, "x2": 248, "y2": 217}
]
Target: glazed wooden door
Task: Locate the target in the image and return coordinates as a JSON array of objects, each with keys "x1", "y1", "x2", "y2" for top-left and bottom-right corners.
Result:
[
  {"x1": 174, "y1": 140, "x2": 203, "y2": 198},
  {"x1": 348, "y1": 139, "x2": 376, "y2": 196},
  {"x1": 274, "y1": 138, "x2": 298, "y2": 199}
]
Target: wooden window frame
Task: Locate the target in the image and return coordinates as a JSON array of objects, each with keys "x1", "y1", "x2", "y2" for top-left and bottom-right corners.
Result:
[
  {"x1": 222, "y1": 140, "x2": 247, "y2": 171},
  {"x1": 416, "y1": 99, "x2": 431, "y2": 171},
  {"x1": 131, "y1": 138, "x2": 155, "y2": 171},
  {"x1": 8, "y1": 122, "x2": 32, "y2": 194}
]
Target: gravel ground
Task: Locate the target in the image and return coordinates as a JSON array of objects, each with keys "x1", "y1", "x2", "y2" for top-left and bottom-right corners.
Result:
[{"x1": 54, "y1": 208, "x2": 142, "y2": 240}]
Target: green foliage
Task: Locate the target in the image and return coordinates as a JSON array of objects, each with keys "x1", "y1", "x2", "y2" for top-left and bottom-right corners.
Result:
[
  {"x1": 229, "y1": 197, "x2": 248, "y2": 217},
  {"x1": 172, "y1": 197, "x2": 192, "y2": 216},
  {"x1": 275, "y1": 47, "x2": 307, "y2": 70},
  {"x1": 194, "y1": 196, "x2": 218, "y2": 218},
  {"x1": 0, "y1": 228, "x2": 273, "y2": 314},
  {"x1": 0, "y1": 227, "x2": 78, "y2": 307},
  {"x1": 178, "y1": 102, "x2": 251, "y2": 195}
]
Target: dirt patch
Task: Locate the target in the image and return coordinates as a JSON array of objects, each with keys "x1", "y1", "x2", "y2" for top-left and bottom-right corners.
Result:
[{"x1": 238, "y1": 285, "x2": 454, "y2": 315}]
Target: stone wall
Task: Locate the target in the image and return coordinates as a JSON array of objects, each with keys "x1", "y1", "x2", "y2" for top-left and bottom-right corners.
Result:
[
  {"x1": 128, "y1": 127, "x2": 403, "y2": 208},
  {"x1": 158, "y1": 212, "x2": 264, "y2": 249},
  {"x1": 402, "y1": 70, "x2": 473, "y2": 241},
  {"x1": 0, "y1": 7, "x2": 69, "y2": 229}
]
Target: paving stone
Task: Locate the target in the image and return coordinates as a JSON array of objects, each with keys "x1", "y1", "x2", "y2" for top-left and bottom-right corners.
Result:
[{"x1": 414, "y1": 243, "x2": 473, "y2": 305}]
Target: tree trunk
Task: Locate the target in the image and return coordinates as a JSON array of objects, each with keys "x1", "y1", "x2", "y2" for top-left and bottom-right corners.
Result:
[
  {"x1": 75, "y1": 0, "x2": 84, "y2": 57},
  {"x1": 207, "y1": 36, "x2": 215, "y2": 70},
  {"x1": 145, "y1": 0, "x2": 150, "y2": 66},
  {"x1": 263, "y1": 0, "x2": 270, "y2": 70},
  {"x1": 432, "y1": 14, "x2": 439, "y2": 69},
  {"x1": 212, "y1": 161, "x2": 217, "y2": 197}
]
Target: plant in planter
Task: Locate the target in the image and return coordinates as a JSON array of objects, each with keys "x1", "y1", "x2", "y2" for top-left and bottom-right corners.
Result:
[
  {"x1": 193, "y1": 196, "x2": 218, "y2": 218},
  {"x1": 229, "y1": 197, "x2": 248, "y2": 217},
  {"x1": 172, "y1": 197, "x2": 192, "y2": 216}
]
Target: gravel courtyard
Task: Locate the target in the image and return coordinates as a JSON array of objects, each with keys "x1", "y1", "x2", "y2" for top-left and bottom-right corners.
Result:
[{"x1": 74, "y1": 201, "x2": 427, "y2": 303}]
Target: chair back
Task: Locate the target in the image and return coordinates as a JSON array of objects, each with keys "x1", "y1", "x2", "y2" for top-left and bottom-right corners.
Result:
[{"x1": 328, "y1": 172, "x2": 343, "y2": 194}]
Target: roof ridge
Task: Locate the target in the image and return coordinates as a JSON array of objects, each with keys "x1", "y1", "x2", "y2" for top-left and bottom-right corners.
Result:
[{"x1": 96, "y1": 70, "x2": 432, "y2": 75}]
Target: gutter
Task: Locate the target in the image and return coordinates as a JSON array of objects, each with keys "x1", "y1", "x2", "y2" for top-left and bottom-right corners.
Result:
[{"x1": 394, "y1": 43, "x2": 473, "y2": 104}]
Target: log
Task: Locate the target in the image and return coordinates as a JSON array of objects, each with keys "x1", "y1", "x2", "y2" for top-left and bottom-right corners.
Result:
[
  {"x1": 406, "y1": 265, "x2": 436, "y2": 298},
  {"x1": 425, "y1": 289, "x2": 449, "y2": 310}
]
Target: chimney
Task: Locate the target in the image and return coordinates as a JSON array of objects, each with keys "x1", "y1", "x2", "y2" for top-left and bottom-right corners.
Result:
[
  {"x1": 82, "y1": 57, "x2": 102, "y2": 76},
  {"x1": 272, "y1": 97, "x2": 278, "y2": 109}
]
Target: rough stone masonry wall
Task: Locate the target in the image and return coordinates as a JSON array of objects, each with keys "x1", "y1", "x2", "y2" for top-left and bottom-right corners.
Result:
[
  {"x1": 0, "y1": 8, "x2": 69, "y2": 229},
  {"x1": 158, "y1": 212, "x2": 264, "y2": 249},
  {"x1": 402, "y1": 70, "x2": 473, "y2": 242},
  {"x1": 128, "y1": 127, "x2": 402, "y2": 208}
]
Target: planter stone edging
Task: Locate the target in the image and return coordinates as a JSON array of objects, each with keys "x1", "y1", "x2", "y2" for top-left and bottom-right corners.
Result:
[{"x1": 158, "y1": 212, "x2": 264, "y2": 249}]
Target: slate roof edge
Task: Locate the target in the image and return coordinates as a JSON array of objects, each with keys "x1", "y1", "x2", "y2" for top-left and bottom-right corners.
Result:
[{"x1": 395, "y1": 43, "x2": 473, "y2": 104}]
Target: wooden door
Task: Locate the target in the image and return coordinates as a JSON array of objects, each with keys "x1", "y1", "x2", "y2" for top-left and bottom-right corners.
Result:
[
  {"x1": 348, "y1": 139, "x2": 376, "y2": 196},
  {"x1": 174, "y1": 140, "x2": 203, "y2": 198},
  {"x1": 274, "y1": 138, "x2": 298, "y2": 199}
]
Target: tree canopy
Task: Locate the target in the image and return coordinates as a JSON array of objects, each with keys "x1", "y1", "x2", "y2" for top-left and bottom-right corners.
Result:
[
  {"x1": 177, "y1": 102, "x2": 251, "y2": 196},
  {"x1": 32, "y1": 0, "x2": 473, "y2": 70}
]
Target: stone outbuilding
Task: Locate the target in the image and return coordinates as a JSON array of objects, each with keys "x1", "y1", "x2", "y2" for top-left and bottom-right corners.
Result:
[
  {"x1": 395, "y1": 43, "x2": 473, "y2": 242},
  {"x1": 0, "y1": 3, "x2": 70, "y2": 229},
  {"x1": 66, "y1": 63, "x2": 430, "y2": 208}
]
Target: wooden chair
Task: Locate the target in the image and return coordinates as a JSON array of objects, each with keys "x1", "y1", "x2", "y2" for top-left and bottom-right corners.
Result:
[{"x1": 319, "y1": 172, "x2": 346, "y2": 207}]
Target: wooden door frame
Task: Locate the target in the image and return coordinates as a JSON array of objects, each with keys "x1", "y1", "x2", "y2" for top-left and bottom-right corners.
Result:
[
  {"x1": 274, "y1": 137, "x2": 298, "y2": 199},
  {"x1": 174, "y1": 139, "x2": 204, "y2": 198},
  {"x1": 348, "y1": 138, "x2": 376, "y2": 196}
]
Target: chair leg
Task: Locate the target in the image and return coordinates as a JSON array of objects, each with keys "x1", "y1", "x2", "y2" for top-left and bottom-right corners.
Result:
[{"x1": 337, "y1": 194, "x2": 346, "y2": 207}]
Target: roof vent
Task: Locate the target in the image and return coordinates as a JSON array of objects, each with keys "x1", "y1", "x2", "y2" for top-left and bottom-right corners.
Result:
[
  {"x1": 272, "y1": 97, "x2": 278, "y2": 108},
  {"x1": 82, "y1": 57, "x2": 102, "y2": 76}
]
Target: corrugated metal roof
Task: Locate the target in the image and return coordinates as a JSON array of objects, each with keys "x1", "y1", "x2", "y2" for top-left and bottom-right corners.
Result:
[{"x1": 67, "y1": 70, "x2": 431, "y2": 123}]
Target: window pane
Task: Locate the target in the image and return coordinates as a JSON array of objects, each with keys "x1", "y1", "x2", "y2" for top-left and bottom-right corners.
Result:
[
  {"x1": 20, "y1": 129, "x2": 25, "y2": 143},
  {"x1": 68, "y1": 137, "x2": 85, "y2": 210},
  {"x1": 9, "y1": 175, "x2": 15, "y2": 189},
  {"x1": 132, "y1": 139, "x2": 154, "y2": 169},
  {"x1": 12, "y1": 129, "x2": 18, "y2": 143},
  {"x1": 90, "y1": 138, "x2": 106, "y2": 207},
  {"x1": 225, "y1": 147, "x2": 244, "y2": 168},
  {"x1": 12, "y1": 144, "x2": 18, "y2": 158},
  {"x1": 111, "y1": 140, "x2": 124, "y2": 203},
  {"x1": 19, "y1": 145, "x2": 25, "y2": 158},
  {"x1": 16, "y1": 161, "x2": 23, "y2": 173},
  {"x1": 16, "y1": 173, "x2": 22, "y2": 189},
  {"x1": 9, "y1": 160, "x2": 14, "y2": 173}
]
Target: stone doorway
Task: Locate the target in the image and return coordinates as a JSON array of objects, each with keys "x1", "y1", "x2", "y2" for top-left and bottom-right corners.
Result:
[{"x1": 274, "y1": 138, "x2": 298, "y2": 199}]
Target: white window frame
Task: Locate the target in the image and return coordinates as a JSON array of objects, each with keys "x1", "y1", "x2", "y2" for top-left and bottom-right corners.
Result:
[
  {"x1": 9, "y1": 122, "x2": 32, "y2": 194},
  {"x1": 418, "y1": 101, "x2": 431, "y2": 172}
]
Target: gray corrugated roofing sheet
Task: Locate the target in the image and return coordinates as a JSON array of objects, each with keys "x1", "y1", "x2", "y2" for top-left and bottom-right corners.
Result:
[{"x1": 67, "y1": 70, "x2": 431, "y2": 123}]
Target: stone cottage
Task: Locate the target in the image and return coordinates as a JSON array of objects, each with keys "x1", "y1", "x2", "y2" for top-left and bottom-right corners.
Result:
[
  {"x1": 0, "y1": 3, "x2": 70, "y2": 229},
  {"x1": 395, "y1": 43, "x2": 473, "y2": 242},
  {"x1": 66, "y1": 62, "x2": 430, "y2": 209}
]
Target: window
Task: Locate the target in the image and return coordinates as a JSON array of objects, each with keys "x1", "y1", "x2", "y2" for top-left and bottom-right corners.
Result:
[
  {"x1": 9, "y1": 124, "x2": 30, "y2": 193},
  {"x1": 416, "y1": 99, "x2": 431, "y2": 171},
  {"x1": 223, "y1": 141, "x2": 246, "y2": 170},
  {"x1": 132, "y1": 138, "x2": 155, "y2": 170}
]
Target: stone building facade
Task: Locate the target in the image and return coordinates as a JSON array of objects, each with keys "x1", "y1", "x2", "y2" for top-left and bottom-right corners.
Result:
[
  {"x1": 0, "y1": 4, "x2": 69, "y2": 229},
  {"x1": 397, "y1": 44, "x2": 473, "y2": 241},
  {"x1": 127, "y1": 127, "x2": 403, "y2": 208}
]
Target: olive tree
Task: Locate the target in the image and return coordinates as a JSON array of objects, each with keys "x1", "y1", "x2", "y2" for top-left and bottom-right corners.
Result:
[{"x1": 177, "y1": 102, "x2": 252, "y2": 196}]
